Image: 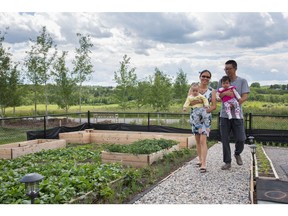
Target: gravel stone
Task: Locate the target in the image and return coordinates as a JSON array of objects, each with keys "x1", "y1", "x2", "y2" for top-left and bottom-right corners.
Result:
[{"x1": 133, "y1": 142, "x2": 252, "y2": 204}]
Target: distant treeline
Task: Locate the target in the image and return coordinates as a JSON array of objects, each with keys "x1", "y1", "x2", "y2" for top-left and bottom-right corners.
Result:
[{"x1": 16, "y1": 82, "x2": 288, "y2": 106}]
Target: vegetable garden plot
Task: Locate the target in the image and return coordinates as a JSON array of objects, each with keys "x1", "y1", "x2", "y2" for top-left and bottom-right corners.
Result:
[
  {"x1": 101, "y1": 139, "x2": 180, "y2": 167},
  {"x1": 0, "y1": 144, "x2": 139, "y2": 204}
]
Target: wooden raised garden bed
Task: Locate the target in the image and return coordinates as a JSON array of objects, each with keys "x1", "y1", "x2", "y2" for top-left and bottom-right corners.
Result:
[
  {"x1": 0, "y1": 139, "x2": 66, "y2": 159},
  {"x1": 59, "y1": 129, "x2": 195, "y2": 149},
  {"x1": 101, "y1": 144, "x2": 180, "y2": 168}
]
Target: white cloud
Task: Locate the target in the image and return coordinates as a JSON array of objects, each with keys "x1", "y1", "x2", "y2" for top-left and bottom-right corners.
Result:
[
  {"x1": 1, "y1": 12, "x2": 288, "y2": 86},
  {"x1": 270, "y1": 69, "x2": 279, "y2": 73}
]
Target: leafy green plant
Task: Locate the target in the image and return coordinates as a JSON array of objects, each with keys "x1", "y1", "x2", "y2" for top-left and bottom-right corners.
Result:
[
  {"x1": 105, "y1": 138, "x2": 179, "y2": 154},
  {"x1": 0, "y1": 144, "x2": 138, "y2": 204}
]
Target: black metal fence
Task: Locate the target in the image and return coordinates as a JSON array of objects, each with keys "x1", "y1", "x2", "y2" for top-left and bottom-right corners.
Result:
[{"x1": 0, "y1": 111, "x2": 287, "y2": 145}]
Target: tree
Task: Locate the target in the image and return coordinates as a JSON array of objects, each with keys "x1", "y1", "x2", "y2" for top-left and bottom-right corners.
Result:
[
  {"x1": 251, "y1": 82, "x2": 261, "y2": 88},
  {"x1": 210, "y1": 81, "x2": 218, "y2": 89},
  {"x1": 270, "y1": 84, "x2": 281, "y2": 89},
  {"x1": 24, "y1": 26, "x2": 57, "y2": 115},
  {"x1": 0, "y1": 29, "x2": 22, "y2": 117},
  {"x1": 148, "y1": 68, "x2": 173, "y2": 112},
  {"x1": 173, "y1": 68, "x2": 189, "y2": 103},
  {"x1": 133, "y1": 80, "x2": 151, "y2": 110},
  {"x1": 51, "y1": 51, "x2": 77, "y2": 113},
  {"x1": 72, "y1": 33, "x2": 94, "y2": 113},
  {"x1": 8, "y1": 64, "x2": 22, "y2": 115},
  {"x1": 114, "y1": 54, "x2": 137, "y2": 111}
]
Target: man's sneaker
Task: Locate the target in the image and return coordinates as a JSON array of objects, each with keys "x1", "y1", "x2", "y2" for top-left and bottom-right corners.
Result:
[
  {"x1": 234, "y1": 154, "x2": 243, "y2": 165},
  {"x1": 221, "y1": 163, "x2": 231, "y2": 170}
]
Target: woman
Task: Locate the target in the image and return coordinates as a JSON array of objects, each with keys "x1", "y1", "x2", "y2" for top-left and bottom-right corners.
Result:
[{"x1": 185, "y1": 70, "x2": 216, "y2": 173}]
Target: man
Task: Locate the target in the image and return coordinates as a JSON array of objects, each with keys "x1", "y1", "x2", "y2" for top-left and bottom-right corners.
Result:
[{"x1": 217, "y1": 60, "x2": 250, "y2": 170}]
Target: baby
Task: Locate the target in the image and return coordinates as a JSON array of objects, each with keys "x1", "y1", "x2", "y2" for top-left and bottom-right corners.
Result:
[
  {"x1": 216, "y1": 75, "x2": 241, "y2": 119},
  {"x1": 183, "y1": 82, "x2": 210, "y2": 134}
]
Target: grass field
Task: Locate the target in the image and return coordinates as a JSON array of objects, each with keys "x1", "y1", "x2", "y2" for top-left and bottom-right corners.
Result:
[
  {"x1": 4, "y1": 101, "x2": 288, "y2": 117},
  {"x1": 1, "y1": 101, "x2": 287, "y2": 145}
]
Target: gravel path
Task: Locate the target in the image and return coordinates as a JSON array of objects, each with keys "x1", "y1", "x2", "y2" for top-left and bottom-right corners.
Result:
[{"x1": 133, "y1": 142, "x2": 252, "y2": 204}]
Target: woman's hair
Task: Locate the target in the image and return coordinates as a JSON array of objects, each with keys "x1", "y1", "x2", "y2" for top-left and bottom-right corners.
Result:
[{"x1": 199, "y1": 69, "x2": 211, "y2": 78}]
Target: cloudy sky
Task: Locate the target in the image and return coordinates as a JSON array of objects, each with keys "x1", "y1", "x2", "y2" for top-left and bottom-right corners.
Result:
[{"x1": 1, "y1": 1, "x2": 288, "y2": 87}]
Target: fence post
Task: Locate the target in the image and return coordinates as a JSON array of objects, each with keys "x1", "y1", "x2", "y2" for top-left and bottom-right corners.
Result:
[
  {"x1": 88, "y1": 110, "x2": 91, "y2": 128},
  {"x1": 245, "y1": 113, "x2": 248, "y2": 136},
  {"x1": 249, "y1": 112, "x2": 253, "y2": 136},
  {"x1": 148, "y1": 113, "x2": 150, "y2": 132},
  {"x1": 44, "y1": 116, "x2": 46, "y2": 139}
]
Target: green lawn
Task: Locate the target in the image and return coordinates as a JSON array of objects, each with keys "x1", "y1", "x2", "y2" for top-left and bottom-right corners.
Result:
[{"x1": 4, "y1": 101, "x2": 288, "y2": 117}]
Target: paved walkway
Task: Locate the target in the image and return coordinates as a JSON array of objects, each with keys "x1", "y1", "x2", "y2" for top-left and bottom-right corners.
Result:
[{"x1": 263, "y1": 146, "x2": 288, "y2": 182}]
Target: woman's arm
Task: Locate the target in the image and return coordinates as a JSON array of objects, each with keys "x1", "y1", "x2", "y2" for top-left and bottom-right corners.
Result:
[{"x1": 206, "y1": 89, "x2": 217, "y2": 113}]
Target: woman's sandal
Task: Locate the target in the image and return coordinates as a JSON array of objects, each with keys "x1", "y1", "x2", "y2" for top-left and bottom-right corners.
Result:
[
  {"x1": 200, "y1": 168, "x2": 207, "y2": 173},
  {"x1": 196, "y1": 162, "x2": 202, "y2": 166}
]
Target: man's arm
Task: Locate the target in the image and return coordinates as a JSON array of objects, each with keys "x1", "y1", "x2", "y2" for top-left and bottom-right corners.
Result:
[{"x1": 238, "y1": 93, "x2": 249, "y2": 105}]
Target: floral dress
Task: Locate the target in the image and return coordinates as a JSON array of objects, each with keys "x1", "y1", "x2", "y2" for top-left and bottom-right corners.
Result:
[{"x1": 189, "y1": 86, "x2": 213, "y2": 137}]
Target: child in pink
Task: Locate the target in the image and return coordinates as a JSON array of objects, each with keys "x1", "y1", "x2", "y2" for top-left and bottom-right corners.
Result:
[{"x1": 216, "y1": 75, "x2": 241, "y2": 119}]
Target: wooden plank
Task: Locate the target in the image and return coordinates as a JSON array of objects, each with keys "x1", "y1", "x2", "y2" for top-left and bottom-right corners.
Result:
[
  {"x1": 0, "y1": 149, "x2": 12, "y2": 159},
  {"x1": 0, "y1": 139, "x2": 66, "y2": 159},
  {"x1": 101, "y1": 159, "x2": 148, "y2": 168},
  {"x1": 12, "y1": 139, "x2": 66, "y2": 159},
  {"x1": 101, "y1": 144, "x2": 180, "y2": 167},
  {"x1": 59, "y1": 132, "x2": 90, "y2": 144},
  {"x1": 148, "y1": 151, "x2": 164, "y2": 164},
  {"x1": 101, "y1": 151, "x2": 148, "y2": 163},
  {"x1": 91, "y1": 131, "x2": 193, "y2": 146},
  {"x1": 60, "y1": 130, "x2": 195, "y2": 148},
  {"x1": 0, "y1": 140, "x2": 39, "y2": 149}
]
